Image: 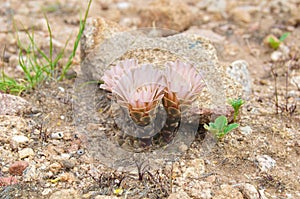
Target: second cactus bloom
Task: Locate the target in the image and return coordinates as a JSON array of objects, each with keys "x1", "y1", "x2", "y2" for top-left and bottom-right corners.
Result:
[{"x1": 163, "y1": 60, "x2": 205, "y2": 117}]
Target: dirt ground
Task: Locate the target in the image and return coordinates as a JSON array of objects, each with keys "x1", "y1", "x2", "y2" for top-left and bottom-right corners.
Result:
[{"x1": 0, "y1": 0, "x2": 299, "y2": 199}]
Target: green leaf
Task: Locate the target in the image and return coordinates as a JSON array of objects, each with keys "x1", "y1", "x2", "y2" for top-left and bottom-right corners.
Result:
[
  {"x1": 279, "y1": 32, "x2": 289, "y2": 42},
  {"x1": 214, "y1": 115, "x2": 227, "y2": 130},
  {"x1": 224, "y1": 123, "x2": 239, "y2": 134}
]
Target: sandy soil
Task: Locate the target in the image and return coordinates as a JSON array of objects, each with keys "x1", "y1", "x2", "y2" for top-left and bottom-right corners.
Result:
[{"x1": 0, "y1": 0, "x2": 299, "y2": 198}]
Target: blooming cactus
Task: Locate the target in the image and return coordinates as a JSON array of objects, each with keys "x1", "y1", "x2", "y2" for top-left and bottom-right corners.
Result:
[
  {"x1": 100, "y1": 59, "x2": 204, "y2": 127},
  {"x1": 100, "y1": 60, "x2": 165, "y2": 126},
  {"x1": 163, "y1": 60, "x2": 205, "y2": 116}
]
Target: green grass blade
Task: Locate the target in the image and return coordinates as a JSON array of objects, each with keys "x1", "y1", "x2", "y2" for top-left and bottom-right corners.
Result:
[
  {"x1": 59, "y1": 0, "x2": 92, "y2": 80},
  {"x1": 279, "y1": 32, "x2": 289, "y2": 42},
  {"x1": 18, "y1": 51, "x2": 33, "y2": 84},
  {"x1": 44, "y1": 14, "x2": 54, "y2": 71}
]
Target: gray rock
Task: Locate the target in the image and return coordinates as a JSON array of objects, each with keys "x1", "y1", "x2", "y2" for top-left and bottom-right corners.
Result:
[
  {"x1": 80, "y1": 17, "x2": 126, "y2": 64},
  {"x1": 239, "y1": 126, "x2": 253, "y2": 136},
  {"x1": 236, "y1": 183, "x2": 259, "y2": 199},
  {"x1": 0, "y1": 93, "x2": 31, "y2": 115},
  {"x1": 255, "y1": 155, "x2": 276, "y2": 172},
  {"x1": 61, "y1": 159, "x2": 76, "y2": 170}
]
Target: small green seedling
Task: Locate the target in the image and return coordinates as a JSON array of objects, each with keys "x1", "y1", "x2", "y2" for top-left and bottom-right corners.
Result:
[
  {"x1": 204, "y1": 115, "x2": 239, "y2": 139},
  {"x1": 268, "y1": 32, "x2": 289, "y2": 50},
  {"x1": 228, "y1": 98, "x2": 245, "y2": 122}
]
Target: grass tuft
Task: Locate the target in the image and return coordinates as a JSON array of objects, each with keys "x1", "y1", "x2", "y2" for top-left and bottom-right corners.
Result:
[{"x1": 0, "y1": 0, "x2": 92, "y2": 95}]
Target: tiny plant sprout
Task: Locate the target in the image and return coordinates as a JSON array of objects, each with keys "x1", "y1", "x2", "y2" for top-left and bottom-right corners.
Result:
[
  {"x1": 204, "y1": 115, "x2": 239, "y2": 139},
  {"x1": 268, "y1": 32, "x2": 290, "y2": 50},
  {"x1": 228, "y1": 98, "x2": 245, "y2": 122}
]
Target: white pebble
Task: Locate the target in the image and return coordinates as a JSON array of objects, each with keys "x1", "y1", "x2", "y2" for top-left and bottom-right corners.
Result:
[
  {"x1": 255, "y1": 155, "x2": 276, "y2": 172},
  {"x1": 271, "y1": 51, "x2": 283, "y2": 62},
  {"x1": 116, "y1": 2, "x2": 130, "y2": 10},
  {"x1": 239, "y1": 126, "x2": 252, "y2": 136},
  {"x1": 11, "y1": 135, "x2": 29, "y2": 144},
  {"x1": 58, "y1": 87, "x2": 65, "y2": 92},
  {"x1": 42, "y1": 188, "x2": 52, "y2": 196},
  {"x1": 51, "y1": 132, "x2": 64, "y2": 139}
]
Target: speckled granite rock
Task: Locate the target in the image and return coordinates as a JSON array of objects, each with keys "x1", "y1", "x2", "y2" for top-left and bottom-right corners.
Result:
[
  {"x1": 80, "y1": 17, "x2": 243, "y2": 123},
  {"x1": 0, "y1": 93, "x2": 32, "y2": 116}
]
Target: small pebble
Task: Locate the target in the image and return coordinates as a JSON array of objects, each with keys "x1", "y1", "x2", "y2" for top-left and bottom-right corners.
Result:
[
  {"x1": 236, "y1": 183, "x2": 260, "y2": 199},
  {"x1": 19, "y1": 148, "x2": 35, "y2": 159},
  {"x1": 61, "y1": 159, "x2": 76, "y2": 169},
  {"x1": 58, "y1": 87, "x2": 65, "y2": 92},
  {"x1": 271, "y1": 51, "x2": 283, "y2": 62},
  {"x1": 0, "y1": 176, "x2": 18, "y2": 186},
  {"x1": 49, "y1": 162, "x2": 62, "y2": 173},
  {"x1": 42, "y1": 188, "x2": 53, "y2": 196},
  {"x1": 77, "y1": 149, "x2": 84, "y2": 155},
  {"x1": 51, "y1": 132, "x2": 64, "y2": 139},
  {"x1": 116, "y1": 2, "x2": 130, "y2": 10},
  {"x1": 239, "y1": 126, "x2": 253, "y2": 136},
  {"x1": 11, "y1": 135, "x2": 29, "y2": 144},
  {"x1": 255, "y1": 155, "x2": 276, "y2": 172},
  {"x1": 9, "y1": 160, "x2": 29, "y2": 176}
]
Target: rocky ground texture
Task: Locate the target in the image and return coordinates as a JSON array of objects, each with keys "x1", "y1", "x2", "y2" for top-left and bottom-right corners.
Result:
[{"x1": 0, "y1": 0, "x2": 300, "y2": 199}]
